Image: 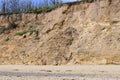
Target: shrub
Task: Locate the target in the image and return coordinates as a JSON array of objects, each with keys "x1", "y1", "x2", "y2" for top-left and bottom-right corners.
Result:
[
  {"x1": 0, "y1": 27, "x2": 6, "y2": 35},
  {"x1": 0, "y1": 22, "x2": 18, "y2": 35},
  {"x1": 4, "y1": 37, "x2": 10, "y2": 42},
  {"x1": 7, "y1": 22, "x2": 18, "y2": 29}
]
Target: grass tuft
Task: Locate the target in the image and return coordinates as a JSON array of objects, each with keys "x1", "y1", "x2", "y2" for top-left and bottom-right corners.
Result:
[
  {"x1": 4, "y1": 37, "x2": 10, "y2": 42},
  {"x1": 15, "y1": 29, "x2": 38, "y2": 36}
]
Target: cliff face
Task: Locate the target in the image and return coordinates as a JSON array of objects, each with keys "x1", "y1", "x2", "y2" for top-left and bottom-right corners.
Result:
[{"x1": 0, "y1": 0, "x2": 120, "y2": 65}]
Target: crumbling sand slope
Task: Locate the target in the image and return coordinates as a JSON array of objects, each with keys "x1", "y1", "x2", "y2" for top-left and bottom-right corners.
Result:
[{"x1": 0, "y1": 0, "x2": 120, "y2": 65}]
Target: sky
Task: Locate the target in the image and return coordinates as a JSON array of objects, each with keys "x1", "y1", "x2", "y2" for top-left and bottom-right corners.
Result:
[
  {"x1": 32, "y1": 0, "x2": 76, "y2": 4},
  {"x1": 0, "y1": 0, "x2": 76, "y2": 6},
  {"x1": 32, "y1": 0, "x2": 76, "y2": 3},
  {"x1": 0, "y1": 0, "x2": 76, "y2": 3},
  {"x1": 32, "y1": 0, "x2": 76, "y2": 5},
  {"x1": 0, "y1": 0, "x2": 76, "y2": 11},
  {"x1": 60, "y1": 0, "x2": 76, "y2": 2}
]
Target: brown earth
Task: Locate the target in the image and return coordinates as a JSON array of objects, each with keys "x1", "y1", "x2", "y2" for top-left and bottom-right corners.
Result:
[{"x1": 0, "y1": 0, "x2": 120, "y2": 65}]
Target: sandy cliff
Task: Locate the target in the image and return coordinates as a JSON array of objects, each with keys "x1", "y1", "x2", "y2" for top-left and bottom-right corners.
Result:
[{"x1": 0, "y1": 0, "x2": 120, "y2": 65}]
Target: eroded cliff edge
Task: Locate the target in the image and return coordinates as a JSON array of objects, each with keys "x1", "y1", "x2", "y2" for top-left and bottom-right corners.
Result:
[{"x1": 0, "y1": 0, "x2": 120, "y2": 65}]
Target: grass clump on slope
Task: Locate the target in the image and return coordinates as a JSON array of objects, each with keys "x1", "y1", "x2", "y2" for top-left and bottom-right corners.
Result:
[{"x1": 15, "y1": 29, "x2": 38, "y2": 36}]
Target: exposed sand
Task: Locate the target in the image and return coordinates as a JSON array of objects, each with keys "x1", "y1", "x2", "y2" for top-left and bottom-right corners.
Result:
[{"x1": 0, "y1": 65, "x2": 120, "y2": 80}]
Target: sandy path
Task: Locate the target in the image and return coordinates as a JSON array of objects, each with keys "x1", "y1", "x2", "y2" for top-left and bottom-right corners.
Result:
[{"x1": 0, "y1": 65, "x2": 120, "y2": 80}]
